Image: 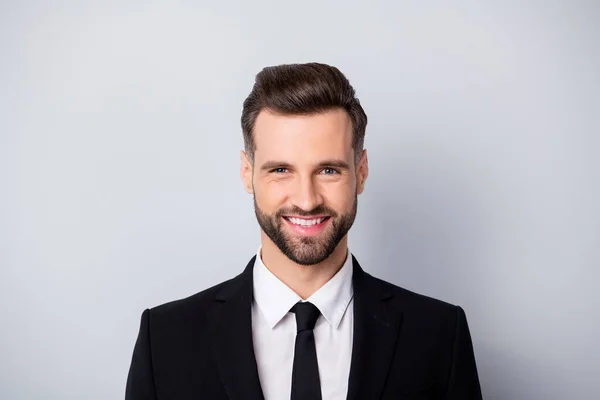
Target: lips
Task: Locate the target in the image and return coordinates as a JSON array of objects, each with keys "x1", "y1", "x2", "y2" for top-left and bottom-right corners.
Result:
[
  {"x1": 282, "y1": 216, "x2": 331, "y2": 236},
  {"x1": 283, "y1": 216, "x2": 330, "y2": 227}
]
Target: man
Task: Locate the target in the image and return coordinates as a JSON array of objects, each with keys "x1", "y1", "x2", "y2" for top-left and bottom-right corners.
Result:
[{"x1": 126, "y1": 63, "x2": 482, "y2": 399}]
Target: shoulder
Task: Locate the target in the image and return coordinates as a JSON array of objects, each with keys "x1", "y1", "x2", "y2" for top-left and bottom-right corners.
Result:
[
  {"x1": 146, "y1": 256, "x2": 256, "y2": 321},
  {"x1": 145, "y1": 270, "x2": 246, "y2": 325},
  {"x1": 364, "y1": 271, "x2": 464, "y2": 329}
]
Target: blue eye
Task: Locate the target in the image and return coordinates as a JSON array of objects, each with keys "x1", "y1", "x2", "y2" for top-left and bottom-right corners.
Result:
[{"x1": 322, "y1": 168, "x2": 339, "y2": 175}]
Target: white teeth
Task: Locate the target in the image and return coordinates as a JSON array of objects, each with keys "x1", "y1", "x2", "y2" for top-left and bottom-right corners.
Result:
[{"x1": 288, "y1": 217, "x2": 325, "y2": 226}]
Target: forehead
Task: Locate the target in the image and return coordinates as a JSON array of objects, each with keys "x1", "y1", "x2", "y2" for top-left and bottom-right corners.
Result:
[{"x1": 253, "y1": 108, "x2": 354, "y2": 162}]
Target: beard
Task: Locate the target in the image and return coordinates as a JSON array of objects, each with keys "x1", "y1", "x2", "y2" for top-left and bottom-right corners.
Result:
[{"x1": 253, "y1": 195, "x2": 358, "y2": 266}]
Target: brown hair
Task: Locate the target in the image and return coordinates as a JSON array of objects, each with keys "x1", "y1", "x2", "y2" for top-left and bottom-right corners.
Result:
[{"x1": 241, "y1": 62, "x2": 367, "y2": 163}]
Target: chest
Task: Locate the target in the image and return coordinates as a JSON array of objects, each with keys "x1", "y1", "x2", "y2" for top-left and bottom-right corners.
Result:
[{"x1": 251, "y1": 303, "x2": 354, "y2": 400}]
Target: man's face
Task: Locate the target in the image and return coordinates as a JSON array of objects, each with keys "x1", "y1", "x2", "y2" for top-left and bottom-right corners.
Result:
[{"x1": 241, "y1": 108, "x2": 368, "y2": 265}]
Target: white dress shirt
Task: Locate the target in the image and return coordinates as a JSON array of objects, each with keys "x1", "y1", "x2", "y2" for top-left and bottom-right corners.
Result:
[{"x1": 251, "y1": 247, "x2": 354, "y2": 400}]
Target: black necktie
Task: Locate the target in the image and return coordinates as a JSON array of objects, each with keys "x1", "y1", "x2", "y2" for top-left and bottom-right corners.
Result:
[{"x1": 290, "y1": 302, "x2": 322, "y2": 400}]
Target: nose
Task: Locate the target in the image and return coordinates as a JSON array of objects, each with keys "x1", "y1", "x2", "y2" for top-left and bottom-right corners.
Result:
[{"x1": 292, "y1": 176, "x2": 324, "y2": 213}]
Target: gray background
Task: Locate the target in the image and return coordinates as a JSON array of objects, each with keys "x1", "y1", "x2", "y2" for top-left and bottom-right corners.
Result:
[{"x1": 1, "y1": 1, "x2": 599, "y2": 399}]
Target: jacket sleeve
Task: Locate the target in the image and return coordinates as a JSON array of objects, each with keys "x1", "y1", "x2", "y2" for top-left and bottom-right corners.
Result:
[
  {"x1": 125, "y1": 309, "x2": 158, "y2": 400},
  {"x1": 443, "y1": 306, "x2": 483, "y2": 400}
]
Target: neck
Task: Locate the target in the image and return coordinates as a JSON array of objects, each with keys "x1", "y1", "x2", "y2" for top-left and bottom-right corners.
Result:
[{"x1": 259, "y1": 233, "x2": 349, "y2": 300}]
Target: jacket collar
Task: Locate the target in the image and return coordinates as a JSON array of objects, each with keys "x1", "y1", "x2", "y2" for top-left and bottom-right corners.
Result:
[
  {"x1": 209, "y1": 255, "x2": 403, "y2": 400},
  {"x1": 209, "y1": 256, "x2": 265, "y2": 400},
  {"x1": 346, "y1": 254, "x2": 403, "y2": 400}
]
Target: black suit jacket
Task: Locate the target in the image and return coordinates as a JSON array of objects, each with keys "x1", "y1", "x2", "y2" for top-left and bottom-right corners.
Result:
[{"x1": 126, "y1": 256, "x2": 482, "y2": 399}]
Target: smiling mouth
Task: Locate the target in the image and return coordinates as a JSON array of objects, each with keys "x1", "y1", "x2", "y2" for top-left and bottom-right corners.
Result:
[{"x1": 283, "y1": 216, "x2": 331, "y2": 227}]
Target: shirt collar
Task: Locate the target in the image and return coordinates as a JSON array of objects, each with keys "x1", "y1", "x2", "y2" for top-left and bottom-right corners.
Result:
[{"x1": 252, "y1": 246, "x2": 354, "y2": 330}]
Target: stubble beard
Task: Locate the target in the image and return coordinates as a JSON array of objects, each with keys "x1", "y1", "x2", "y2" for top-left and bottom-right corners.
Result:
[{"x1": 253, "y1": 195, "x2": 358, "y2": 266}]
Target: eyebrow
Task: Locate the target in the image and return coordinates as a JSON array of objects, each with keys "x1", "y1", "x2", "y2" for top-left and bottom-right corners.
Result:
[{"x1": 260, "y1": 159, "x2": 350, "y2": 172}]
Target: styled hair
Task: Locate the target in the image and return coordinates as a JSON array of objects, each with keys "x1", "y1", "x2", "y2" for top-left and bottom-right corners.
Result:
[{"x1": 241, "y1": 62, "x2": 367, "y2": 162}]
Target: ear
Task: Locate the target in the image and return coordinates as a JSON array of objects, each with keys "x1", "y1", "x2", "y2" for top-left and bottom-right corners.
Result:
[
  {"x1": 240, "y1": 150, "x2": 254, "y2": 194},
  {"x1": 356, "y1": 149, "x2": 369, "y2": 195}
]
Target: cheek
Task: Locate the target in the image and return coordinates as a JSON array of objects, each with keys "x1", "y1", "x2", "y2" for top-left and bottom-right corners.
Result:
[
  {"x1": 254, "y1": 181, "x2": 289, "y2": 209},
  {"x1": 323, "y1": 182, "x2": 356, "y2": 211}
]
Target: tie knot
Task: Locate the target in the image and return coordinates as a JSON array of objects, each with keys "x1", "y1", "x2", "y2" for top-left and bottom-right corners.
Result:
[{"x1": 291, "y1": 302, "x2": 321, "y2": 331}]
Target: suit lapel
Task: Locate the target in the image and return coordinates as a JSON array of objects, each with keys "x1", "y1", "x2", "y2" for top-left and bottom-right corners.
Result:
[
  {"x1": 347, "y1": 256, "x2": 403, "y2": 400},
  {"x1": 209, "y1": 256, "x2": 265, "y2": 400},
  {"x1": 208, "y1": 254, "x2": 401, "y2": 400}
]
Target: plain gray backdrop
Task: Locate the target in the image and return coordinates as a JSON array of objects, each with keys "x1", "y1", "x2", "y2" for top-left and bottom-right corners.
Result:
[{"x1": 1, "y1": 1, "x2": 599, "y2": 399}]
